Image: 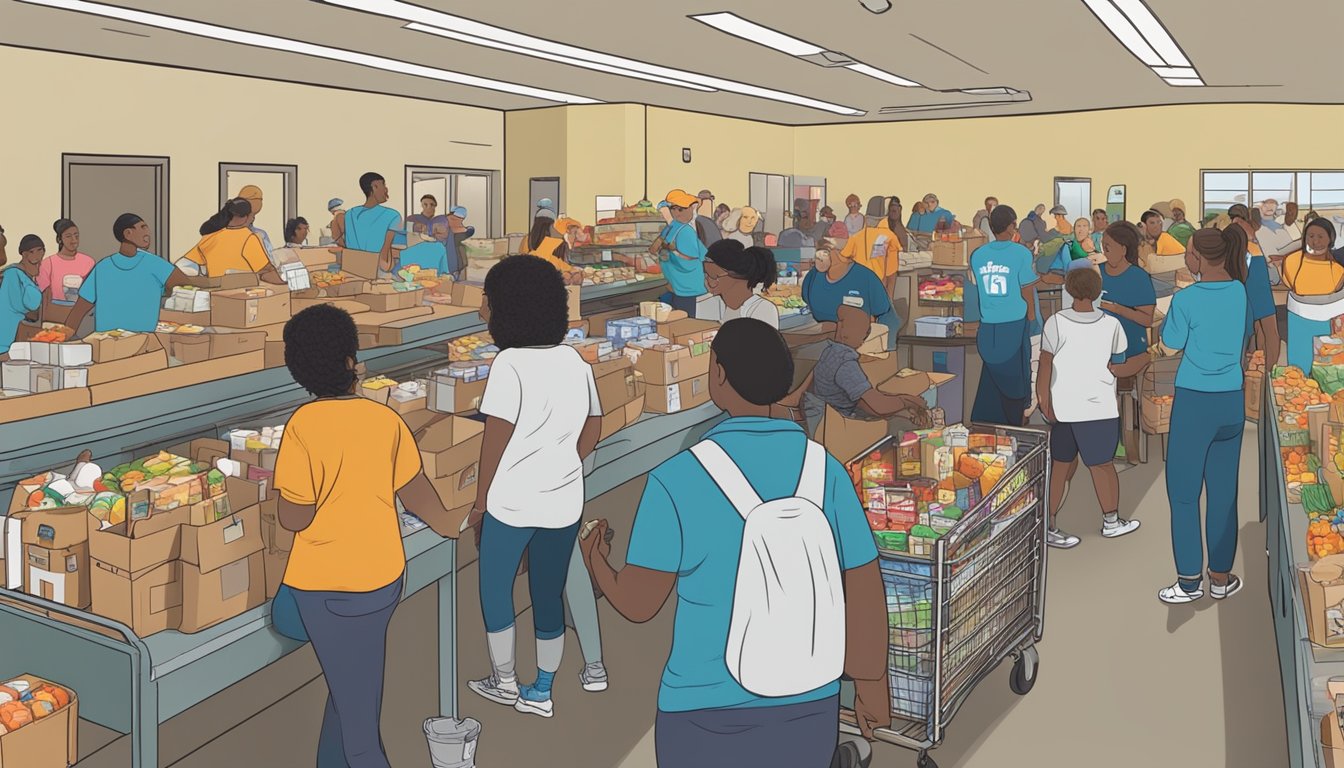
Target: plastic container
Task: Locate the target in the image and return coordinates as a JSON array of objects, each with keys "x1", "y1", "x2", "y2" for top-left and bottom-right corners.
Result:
[{"x1": 424, "y1": 716, "x2": 481, "y2": 768}]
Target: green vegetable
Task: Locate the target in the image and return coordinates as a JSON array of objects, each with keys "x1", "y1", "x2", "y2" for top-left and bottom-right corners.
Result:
[
  {"x1": 1303, "y1": 484, "x2": 1337, "y2": 515},
  {"x1": 1314, "y1": 365, "x2": 1344, "y2": 395},
  {"x1": 910, "y1": 524, "x2": 941, "y2": 540}
]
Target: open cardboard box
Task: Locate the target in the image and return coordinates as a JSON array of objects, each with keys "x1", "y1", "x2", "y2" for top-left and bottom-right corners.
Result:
[
  {"x1": 179, "y1": 504, "x2": 265, "y2": 633},
  {"x1": 1323, "y1": 677, "x2": 1344, "y2": 768},
  {"x1": 89, "y1": 513, "x2": 184, "y2": 637},
  {"x1": 338, "y1": 249, "x2": 382, "y2": 280},
  {"x1": 210, "y1": 288, "x2": 292, "y2": 329},
  {"x1": 90, "y1": 351, "x2": 264, "y2": 405},
  {"x1": 157, "y1": 329, "x2": 266, "y2": 365},
  {"x1": 1302, "y1": 557, "x2": 1344, "y2": 649},
  {"x1": 85, "y1": 336, "x2": 169, "y2": 386},
  {"x1": 0, "y1": 673, "x2": 79, "y2": 768}
]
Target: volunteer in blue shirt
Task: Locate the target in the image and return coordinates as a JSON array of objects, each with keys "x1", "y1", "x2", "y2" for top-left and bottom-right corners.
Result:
[
  {"x1": 1227, "y1": 204, "x2": 1282, "y2": 374},
  {"x1": 580, "y1": 318, "x2": 890, "y2": 767},
  {"x1": 971, "y1": 205, "x2": 1038, "y2": 426},
  {"x1": 654, "y1": 189, "x2": 709, "y2": 317},
  {"x1": 907, "y1": 192, "x2": 955, "y2": 233},
  {"x1": 1097, "y1": 221, "x2": 1157, "y2": 379},
  {"x1": 0, "y1": 235, "x2": 44, "y2": 357},
  {"x1": 801, "y1": 246, "x2": 899, "y2": 351},
  {"x1": 1157, "y1": 226, "x2": 1254, "y2": 606},
  {"x1": 342, "y1": 171, "x2": 401, "y2": 275},
  {"x1": 65, "y1": 214, "x2": 195, "y2": 336}
]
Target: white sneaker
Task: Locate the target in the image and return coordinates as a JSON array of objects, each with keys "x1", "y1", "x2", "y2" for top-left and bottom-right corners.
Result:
[
  {"x1": 579, "y1": 662, "x2": 609, "y2": 692},
  {"x1": 1101, "y1": 518, "x2": 1141, "y2": 539},
  {"x1": 468, "y1": 675, "x2": 519, "y2": 706},
  {"x1": 1047, "y1": 528, "x2": 1080, "y2": 549},
  {"x1": 1158, "y1": 582, "x2": 1204, "y2": 605},
  {"x1": 1211, "y1": 575, "x2": 1243, "y2": 601},
  {"x1": 514, "y1": 683, "x2": 555, "y2": 718}
]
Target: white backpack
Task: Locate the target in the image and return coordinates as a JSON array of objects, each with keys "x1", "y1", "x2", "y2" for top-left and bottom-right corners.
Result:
[{"x1": 690, "y1": 438, "x2": 847, "y2": 698}]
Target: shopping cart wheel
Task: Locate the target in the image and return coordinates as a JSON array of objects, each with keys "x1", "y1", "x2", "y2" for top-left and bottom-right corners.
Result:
[
  {"x1": 1010, "y1": 645, "x2": 1040, "y2": 695},
  {"x1": 917, "y1": 750, "x2": 938, "y2": 768}
]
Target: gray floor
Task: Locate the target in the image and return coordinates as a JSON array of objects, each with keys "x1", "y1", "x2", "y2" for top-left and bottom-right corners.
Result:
[{"x1": 74, "y1": 429, "x2": 1288, "y2": 768}]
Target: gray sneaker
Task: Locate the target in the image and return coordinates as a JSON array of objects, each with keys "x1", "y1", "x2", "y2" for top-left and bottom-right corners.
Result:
[
  {"x1": 830, "y1": 736, "x2": 873, "y2": 768},
  {"x1": 1047, "y1": 528, "x2": 1080, "y2": 549},
  {"x1": 468, "y1": 674, "x2": 519, "y2": 706},
  {"x1": 1101, "y1": 518, "x2": 1141, "y2": 539},
  {"x1": 579, "y1": 662, "x2": 608, "y2": 692}
]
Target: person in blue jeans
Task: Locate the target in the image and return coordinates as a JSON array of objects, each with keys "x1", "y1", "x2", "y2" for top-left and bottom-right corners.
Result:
[
  {"x1": 466, "y1": 255, "x2": 604, "y2": 718},
  {"x1": 971, "y1": 205, "x2": 1039, "y2": 426},
  {"x1": 1158, "y1": 226, "x2": 1255, "y2": 605},
  {"x1": 581, "y1": 318, "x2": 890, "y2": 768}
]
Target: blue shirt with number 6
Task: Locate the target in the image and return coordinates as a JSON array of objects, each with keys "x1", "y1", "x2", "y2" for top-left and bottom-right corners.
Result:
[{"x1": 971, "y1": 240, "x2": 1037, "y2": 325}]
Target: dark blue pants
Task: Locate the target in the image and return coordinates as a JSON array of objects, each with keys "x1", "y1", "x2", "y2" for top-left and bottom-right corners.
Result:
[
  {"x1": 668, "y1": 293, "x2": 699, "y2": 318},
  {"x1": 478, "y1": 514, "x2": 580, "y2": 639},
  {"x1": 1166, "y1": 387, "x2": 1244, "y2": 590},
  {"x1": 973, "y1": 319, "x2": 1031, "y2": 426},
  {"x1": 292, "y1": 577, "x2": 403, "y2": 768},
  {"x1": 655, "y1": 696, "x2": 840, "y2": 768}
]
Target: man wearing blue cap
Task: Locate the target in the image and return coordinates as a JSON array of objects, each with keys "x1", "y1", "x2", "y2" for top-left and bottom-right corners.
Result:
[{"x1": 447, "y1": 206, "x2": 475, "y2": 280}]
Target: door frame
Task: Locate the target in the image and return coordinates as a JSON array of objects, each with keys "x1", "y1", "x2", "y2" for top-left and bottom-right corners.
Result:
[
  {"x1": 1053, "y1": 176, "x2": 1093, "y2": 215},
  {"x1": 528, "y1": 176, "x2": 561, "y2": 213},
  {"x1": 62, "y1": 153, "x2": 170, "y2": 252},
  {"x1": 406, "y1": 165, "x2": 502, "y2": 237},
  {"x1": 218, "y1": 162, "x2": 298, "y2": 224}
]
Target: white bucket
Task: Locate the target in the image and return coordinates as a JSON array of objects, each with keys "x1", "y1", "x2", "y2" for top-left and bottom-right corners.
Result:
[{"x1": 424, "y1": 717, "x2": 481, "y2": 768}]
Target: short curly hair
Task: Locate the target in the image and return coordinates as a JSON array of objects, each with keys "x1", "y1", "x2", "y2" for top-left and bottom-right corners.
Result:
[
  {"x1": 283, "y1": 304, "x2": 360, "y2": 397},
  {"x1": 483, "y1": 255, "x2": 569, "y2": 350}
]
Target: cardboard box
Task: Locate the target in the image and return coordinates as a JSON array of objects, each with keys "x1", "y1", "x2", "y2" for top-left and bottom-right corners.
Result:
[
  {"x1": 645, "y1": 374, "x2": 710, "y2": 414},
  {"x1": 159, "y1": 308, "x2": 212, "y2": 328},
  {"x1": 339, "y1": 248, "x2": 382, "y2": 280},
  {"x1": 7, "y1": 341, "x2": 92, "y2": 368},
  {"x1": 211, "y1": 288, "x2": 292, "y2": 329},
  {"x1": 599, "y1": 404, "x2": 627, "y2": 442},
  {"x1": 89, "y1": 351, "x2": 264, "y2": 405},
  {"x1": 450, "y1": 280, "x2": 485, "y2": 310},
  {"x1": 85, "y1": 336, "x2": 169, "y2": 386},
  {"x1": 376, "y1": 304, "x2": 473, "y2": 346},
  {"x1": 289, "y1": 297, "x2": 372, "y2": 315},
  {"x1": 179, "y1": 504, "x2": 265, "y2": 634},
  {"x1": 15, "y1": 506, "x2": 92, "y2": 610},
  {"x1": 88, "y1": 513, "x2": 184, "y2": 637},
  {"x1": 84, "y1": 332, "x2": 149, "y2": 363},
  {"x1": 623, "y1": 393, "x2": 646, "y2": 426},
  {"x1": 1146, "y1": 252, "x2": 1187, "y2": 275},
  {"x1": 418, "y1": 416, "x2": 484, "y2": 479},
  {"x1": 293, "y1": 247, "x2": 342, "y2": 272},
  {"x1": 264, "y1": 340, "x2": 286, "y2": 369},
  {"x1": 354, "y1": 305, "x2": 434, "y2": 334},
  {"x1": 654, "y1": 318, "x2": 719, "y2": 352},
  {"x1": 815, "y1": 405, "x2": 894, "y2": 465},
  {"x1": 427, "y1": 373, "x2": 488, "y2": 414},
  {"x1": 293, "y1": 277, "x2": 369, "y2": 301},
  {"x1": 130, "y1": 502, "x2": 192, "y2": 540},
  {"x1": 158, "y1": 330, "x2": 266, "y2": 364},
  {"x1": 1246, "y1": 370, "x2": 1263, "y2": 422},
  {"x1": 626, "y1": 342, "x2": 709, "y2": 386},
  {"x1": 428, "y1": 462, "x2": 481, "y2": 516},
  {"x1": 1303, "y1": 558, "x2": 1344, "y2": 649},
  {"x1": 358, "y1": 286, "x2": 425, "y2": 312},
  {"x1": 1140, "y1": 355, "x2": 1180, "y2": 434},
  {"x1": 259, "y1": 499, "x2": 289, "y2": 599},
  {"x1": 0, "y1": 673, "x2": 78, "y2": 768},
  {"x1": 931, "y1": 233, "x2": 988, "y2": 267},
  {"x1": 0, "y1": 388, "x2": 91, "y2": 425},
  {"x1": 593, "y1": 357, "x2": 640, "y2": 411},
  {"x1": 567, "y1": 284, "x2": 583, "y2": 322}
]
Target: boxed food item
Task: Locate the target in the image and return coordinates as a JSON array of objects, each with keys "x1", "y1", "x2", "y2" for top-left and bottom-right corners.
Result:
[
  {"x1": 88, "y1": 513, "x2": 184, "y2": 637},
  {"x1": 914, "y1": 316, "x2": 963, "y2": 338},
  {"x1": 1302, "y1": 557, "x2": 1344, "y2": 648},
  {"x1": 623, "y1": 337, "x2": 709, "y2": 385},
  {"x1": 639, "y1": 301, "x2": 674, "y2": 323},
  {"x1": 450, "y1": 280, "x2": 485, "y2": 309},
  {"x1": 297, "y1": 271, "x2": 368, "y2": 299},
  {"x1": 358, "y1": 283, "x2": 426, "y2": 312},
  {"x1": 179, "y1": 504, "x2": 265, "y2": 633},
  {"x1": 0, "y1": 674, "x2": 78, "y2": 768},
  {"x1": 157, "y1": 329, "x2": 266, "y2": 365},
  {"x1": 0, "y1": 362, "x2": 60, "y2": 394},
  {"x1": 360, "y1": 376, "x2": 399, "y2": 405},
  {"x1": 83, "y1": 330, "x2": 148, "y2": 363},
  {"x1": 211, "y1": 287, "x2": 292, "y2": 329},
  {"x1": 164, "y1": 286, "x2": 212, "y2": 313},
  {"x1": 14, "y1": 506, "x2": 92, "y2": 609},
  {"x1": 388, "y1": 380, "x2": 428, "y2": 414},
  {"x1": 645, "y1": 374, "x2": 710, "y2": 415},
  {"x1": 567, "y1": 337, "x2": 614, "y2": 364},
  {"x1": 607, "y1": 317, "x2": 657, "y2": 348},
  {"x1": 427, "y1": 368, "x2": 488, "y2": 414},
  {"x1": 5, "y1": 341, "x2": 92, "y2": 368},
  {"x1": 931, "y1": 232, "x2": 987, "y2": 267}
]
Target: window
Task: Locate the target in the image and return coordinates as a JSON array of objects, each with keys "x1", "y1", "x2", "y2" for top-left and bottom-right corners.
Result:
[
  {"x1": 1201, "y1": 170, "x2": 1344, "y2": 220},
  {"x1": 405, "y1": 166, "x2": 499, "y2": 237}
]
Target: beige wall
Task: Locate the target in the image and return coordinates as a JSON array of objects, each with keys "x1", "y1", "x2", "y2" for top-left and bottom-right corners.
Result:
[
  {"x1": 503, "y1": 108, "x2": 566, "y2": 234},
  {"x1": 0, "y1": 47, "x2": 503, "y2": 262},
  {"x1": 795, "y1": 104, "x2": 1344, "y2": 226}
]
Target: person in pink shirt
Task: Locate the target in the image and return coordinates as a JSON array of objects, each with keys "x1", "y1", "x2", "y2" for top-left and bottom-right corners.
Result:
[{"x1": 39, "y1": 218, "x2": 95, "y2": 305}]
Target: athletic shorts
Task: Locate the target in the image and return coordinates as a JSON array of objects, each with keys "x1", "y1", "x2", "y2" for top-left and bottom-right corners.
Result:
[{"x1": 1051, "y1": 418, "x2": 1120, "y2": 467}]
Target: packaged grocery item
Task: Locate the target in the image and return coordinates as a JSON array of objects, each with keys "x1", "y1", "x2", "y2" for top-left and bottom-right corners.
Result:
[
  {"x1": 860, "y1": 452, "x2": 895, "y2": 488},
  {"x1": 897, "y1": 433, "x2": 921, "y2": 478},
  {"x1": 885, "y1": 487, "x2": 918, "y2": 533},
  {"x1": 873, "y1": 530, "x2": 908, "y2": 553}
]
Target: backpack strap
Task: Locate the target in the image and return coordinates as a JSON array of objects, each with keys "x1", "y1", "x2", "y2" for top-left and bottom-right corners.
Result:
[
  {"x1": 795, "y1": 440, "x2": 826, "y2": 508},
  {"x1": 690, "y1": 440, "x2": 762, "y2": 519}
]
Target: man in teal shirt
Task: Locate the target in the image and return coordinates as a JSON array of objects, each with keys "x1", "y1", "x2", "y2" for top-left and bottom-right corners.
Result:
[
  {"x1": 343, "y1": 172, "x2": 401, "y2": 275},
  {"x1": 65, "y1": 213, "x2": 196, "y2": 335},
  {"x1": 907, "y1": 193, "x2": 955, "y2": 233},
  {"x1": 656, "y1": 189, "x2": 709, "y2": 317}
]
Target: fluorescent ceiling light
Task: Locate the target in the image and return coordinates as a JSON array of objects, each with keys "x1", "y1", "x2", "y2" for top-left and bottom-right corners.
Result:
[
  {"x1": 17, "y1": 0, "x2": 599, "y2": 104},
  {"x1": 1081, "y1": 0, "x2": 1163, "y2": 65},
  {"x1": 692, "y1": 12, "x2": 823, "y2": 57},
  {"x1": 846, "y1": 63, "x2": 921, "y2": 88},
  {"x1": 1164, "y1": 77, "x2": 1205, "y2": 86},
  {"x1": 1111, "y1": 0, "x2": 1190, "y2": 67},
  {"x1": 692, "y1": 12, "x2": 921, "y2": 88},
  {"x1": 1151, "y1": 66, "x2": 1198, "y2": 79},
  {"x1": 405, "y1": 23, "x2": 714, "y2": 92},
  {"x1": 322, "y1": 0, "x2": 865, "y2": 116}
]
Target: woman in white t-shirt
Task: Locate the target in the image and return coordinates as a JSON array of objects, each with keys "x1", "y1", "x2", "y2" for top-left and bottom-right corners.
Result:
[
  {"x1": 703, "y1": 239, "x2": 780, "y2": 328},
  {"x1": 1036, "y1": 267, "x2": 1140, "y2": 550},
  {"x1": 466, "y1": 255, "x2": 604, "y2": 719}
]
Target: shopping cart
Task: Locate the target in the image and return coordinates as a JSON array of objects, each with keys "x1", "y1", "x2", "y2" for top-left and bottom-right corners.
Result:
[{"x1": 840, "y1": 424, "x2": 1049, "y2": 768}]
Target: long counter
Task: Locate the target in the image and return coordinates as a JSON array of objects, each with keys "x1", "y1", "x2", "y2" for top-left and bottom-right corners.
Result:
[{"x1": 0, "y1": 277, "x2": 667, "y2": 494}]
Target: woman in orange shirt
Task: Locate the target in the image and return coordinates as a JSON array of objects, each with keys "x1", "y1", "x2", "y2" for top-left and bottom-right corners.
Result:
[
  {"x1": 523, "y1": 215, "x2": 584, "y2": 282},
  {"x1": 181, "y1": 198, "x2": 285, "y2": 284}
]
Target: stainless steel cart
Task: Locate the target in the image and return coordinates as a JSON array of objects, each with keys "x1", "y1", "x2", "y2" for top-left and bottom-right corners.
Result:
[{"x1": 841, "y1": 424, "x2": 1049, "y2": 768}]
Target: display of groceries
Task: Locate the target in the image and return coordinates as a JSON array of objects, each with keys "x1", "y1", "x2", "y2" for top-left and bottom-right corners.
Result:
[
  {"x1": 1270, "y1": 364, "x2": 1344, "y2": 560},
  {"x1": 917, "y1": 272, "x2": 965, "y2": 303},
  {"x1": 854, "y1": 425, "x2": 1022, "y2": 559},
  {"x1": 0, "y1": 676, "x2": 74, "y2": 734},
  {"x1": 448, "y1": 335, "x2": 498, "y2": 363}
]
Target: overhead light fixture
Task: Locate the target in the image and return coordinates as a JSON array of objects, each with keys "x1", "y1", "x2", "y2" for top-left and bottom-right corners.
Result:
[
  {"x1": 17, "y1": 0, "x2": 600, "y2": 104},
  {"x1": 692, "y1": 12, "x2": 921, "y2": 88},
  {"x1": 405, "y1": 23, "x2": 715, "y2": 92},
  {"x1": 1081, "y1": 0, "x2": 1202, "y2": 86},
  {"x1": 321, "y1": 0, "x2": 866, "y2": 116},
  {"x1": 859, "y1": 0, "x2": 893, "y2": 13}
]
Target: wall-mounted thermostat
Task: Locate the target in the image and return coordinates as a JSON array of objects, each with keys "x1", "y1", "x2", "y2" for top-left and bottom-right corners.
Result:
[{"x1": 682, "y1": 148, "x2": 691, "y2": 163}]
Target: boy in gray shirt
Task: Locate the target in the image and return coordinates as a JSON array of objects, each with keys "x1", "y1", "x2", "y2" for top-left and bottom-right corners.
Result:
[{"x1": 778, "y1": 304, "x2": 930, "y2": 434}]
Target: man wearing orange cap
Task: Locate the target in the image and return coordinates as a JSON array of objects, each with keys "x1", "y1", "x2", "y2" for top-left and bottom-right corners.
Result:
[
  {"x1": 654, "y1": 189, "x2": 709, "y2": 317},
  {"x1": 236, "y1": 185, "x2": 275, "y2": 259}
]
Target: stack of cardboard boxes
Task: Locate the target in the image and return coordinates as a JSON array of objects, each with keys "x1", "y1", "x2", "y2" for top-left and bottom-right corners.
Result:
[
  {"x1": 419, "y1": 416, "x2": 485, "y2": 529},
  {"x1": 624, "y1": 317, "x2": 718, "y2": 415}
]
